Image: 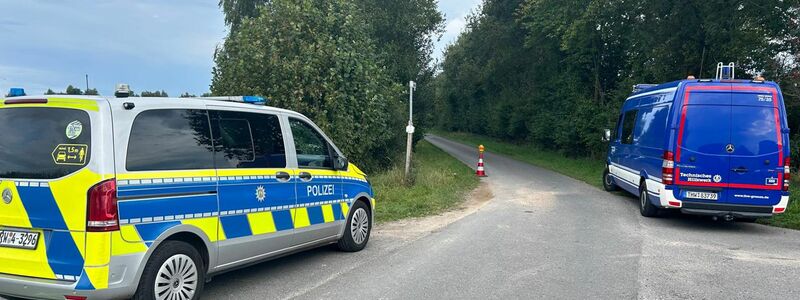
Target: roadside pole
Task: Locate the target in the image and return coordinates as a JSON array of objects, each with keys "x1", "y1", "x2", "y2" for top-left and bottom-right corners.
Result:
[{"x1": 404, "y1": 81, "x2": 416, "y2": 182}]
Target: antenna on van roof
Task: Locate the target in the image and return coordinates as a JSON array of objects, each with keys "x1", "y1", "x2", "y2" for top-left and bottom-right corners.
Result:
[{"x1": 716, "y1": 62, "x2": 735, "y2": 80}]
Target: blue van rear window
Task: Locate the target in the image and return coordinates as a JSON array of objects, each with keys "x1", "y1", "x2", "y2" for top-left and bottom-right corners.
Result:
[
  {"x1": 681, "y1": 105, "x2": 731, "y2": 154},
  {"x1": 730, "y1": 106, "x2": 778, "y2": 156}
]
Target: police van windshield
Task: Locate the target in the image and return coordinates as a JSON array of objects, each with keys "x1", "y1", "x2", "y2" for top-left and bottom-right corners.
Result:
[{"x1": 0, "y1": 107, "x2": 91, "y2": 179}]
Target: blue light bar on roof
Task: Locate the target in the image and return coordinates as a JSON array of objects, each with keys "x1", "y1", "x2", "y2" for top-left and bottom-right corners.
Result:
[
  {"x1": 7, "y1": 88, "x2": 25, "y2": 97},
  {"x1": 243, "y1": 96, "x2": 266, "y2": 103}
]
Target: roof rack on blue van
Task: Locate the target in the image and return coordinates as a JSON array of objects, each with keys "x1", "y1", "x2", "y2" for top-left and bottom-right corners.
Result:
[{"x1": 632, "y1": 84, "x2": 657, "y2": 94}]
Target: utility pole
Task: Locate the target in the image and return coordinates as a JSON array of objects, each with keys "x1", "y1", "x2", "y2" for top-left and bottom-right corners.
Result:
[
  {"x1": 85, "y1": 74, "x2": 89, "y2": 92},
  {"x1": 404, "y1": 81, "x2": 416, "y2": 181}
]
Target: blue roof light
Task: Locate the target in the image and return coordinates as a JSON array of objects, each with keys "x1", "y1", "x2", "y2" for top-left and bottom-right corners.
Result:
[
  {"x1": 242, "y1": 96, "x2": 267, "y2": 104},
  {"x1": 7, "y1": 88, "x2": 25, "y2": 97}
]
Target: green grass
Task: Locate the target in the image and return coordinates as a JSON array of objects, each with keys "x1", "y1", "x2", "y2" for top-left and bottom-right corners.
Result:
[
  {"x1": 371, "y1": 140, "x2": 480, "y2": 223},
  {"x1": 434, "y1": 130, "x2": 800, "y2": 230}
]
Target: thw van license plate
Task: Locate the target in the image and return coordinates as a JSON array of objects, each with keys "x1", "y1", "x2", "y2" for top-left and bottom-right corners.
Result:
[
  {"x1": 0, "y1": 229, "x2": 39, "y2": 250},
  {"x1": 685, "y1": 191, "x2": 718, "y2": 201}
]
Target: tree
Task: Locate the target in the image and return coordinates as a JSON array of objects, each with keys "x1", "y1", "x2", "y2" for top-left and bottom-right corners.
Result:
[
  {"x1": 180, "y1": 92, "x2": 197, "y2": 98},
  {"x1": 212, "y1": 0, "x2": 404, "y2": 170},
  {"x1": 84, "y1": 88, "x2": 99, "y2": 96},
  {"x1": 140, "y1": 90, "x2": 169, "y2": 97},
  {"x1": 65, "y1": 85, "x2": 82, "y2": 95},
  {"x1": 45, "y1": 89, "x2": 56, "y2": 95}
]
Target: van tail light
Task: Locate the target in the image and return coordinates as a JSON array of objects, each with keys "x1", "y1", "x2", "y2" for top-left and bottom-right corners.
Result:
[
  {"x1": 662, "y1": 151, "x2": 675, "y2": 185},
  {"x1": 783, "y1": 158, "x2": 791, "y2": 192},
  {"x1": 87, "y1": 179, "x2": 119, "y2": 232}
]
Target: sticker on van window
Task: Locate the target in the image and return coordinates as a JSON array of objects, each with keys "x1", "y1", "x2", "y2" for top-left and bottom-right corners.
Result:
[
  {"x1": 65, "y1": 120, "x2": 83, "y2": 139},
  {"x1": 757, "y1": 95, "x2": 773, "y2": 103},
  {"x1": 766, "y1": 177, "x2": 779, "y2": 186},
  {"x1": 51, "y1": 144, "x2": 88, "y2": 166}
]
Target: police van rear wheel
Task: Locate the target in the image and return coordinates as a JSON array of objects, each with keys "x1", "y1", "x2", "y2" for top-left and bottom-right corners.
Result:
[
  {"x1": 134, "y1": 240, "x2": 205, "y2": 300},
  {"x1": 639, "y1": 182, "x2": 660, "y2": 218},
  {"x1": 603, "y1": 167, "x2": 619, "y2": 192},
  {"x1": 337, "y1": 200, "x2": 371, "y2": 252}
]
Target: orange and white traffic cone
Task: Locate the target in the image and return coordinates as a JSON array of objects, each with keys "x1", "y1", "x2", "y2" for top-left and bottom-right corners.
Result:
[{"x1": 476, "y1": 144, "x2": 487, "y2": 177}]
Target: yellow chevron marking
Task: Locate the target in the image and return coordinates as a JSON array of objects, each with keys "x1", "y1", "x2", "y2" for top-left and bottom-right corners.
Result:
[
  {"x1": 84, "y1": 265, "x2": 109, "y2": 289},
  {"x1": 182, "y1": 217, "x2": 222, "y2": 242},
  {"x1": 118, "y1": 224, "x2": 145, "y2": 245},
  {"x1": 0, "y1": 229, "x2": 56, "y2": 279},
  {"x1": 341, "y1": 202, "x2": 350, "y2": 219},
  {"x1": 291, "y1": 208, "x2": 311, "y2": 228},
  {"x1": 49, "y1": 168, "x2": 104, "y2": 232},
  {"x1": 321, "y1": 204, "x2": 335, "y2": 223},
  {"x1": 111, "y1": 231, "x2": 147, "y2": 256},
  {"x1": 71, "y1": 231, "x2": 87, "y2": 259},
  {"x1": 85, "y1": 232, "x2": 111, "y2": 267},
  {"x1": 247, "y1": 212, "x2": 277, "y2": 235},
  {"x1": 217, "y1": 218, "x2": 228, "y2": 241},
  {"x1": 0, "y1": 181, "x2": 32, "y2": 228}
]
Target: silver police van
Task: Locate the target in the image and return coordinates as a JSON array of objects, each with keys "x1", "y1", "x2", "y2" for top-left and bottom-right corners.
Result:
[{"x1": 0, "y1": 86, "x2": 375, "y2": 299}]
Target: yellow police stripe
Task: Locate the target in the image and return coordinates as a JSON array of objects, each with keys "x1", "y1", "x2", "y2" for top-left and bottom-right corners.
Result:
[
  {"x1": 341, "y1": 202, "x2": 350, "y2": 219},
  {"x1": 0, "y1": 228, "x2": 56, "y2": 279},
  {"x1": 117, "y1": 169, "x2": 217, "y2": 180},
  {"x1": 0, "y1": 181, "x2": 32, "y2": 228},
  {"x1": 290, "y1": 208, "x2": 311, "y2": 228},
  {"x1": 247, "y1": 212, "x2": 277, "y2": 235},
  {"x1": 84, "y1": 266, "x2": 109, "y2": 289},
  {"x1": 181, "y1": 217, "x2": 222, "y2": 242},
  {"x1": 49, "y1": 168, "x2": 105, "y2": 232},
  {"x1": 111, "y1": 230, "x2": 147, "y2": 256},
  {"x1": 71, "y1": 231, "x2": 87, "y2": 259},
  {"x1": 85, "y1": 232, "x2": 111, "y2": 266},
  {"x1": 0, "y1": 98, "x2": 100, "y2": 111},
  {"x1": 321, "y1": 204, "x2": 335, "y2": 223}
]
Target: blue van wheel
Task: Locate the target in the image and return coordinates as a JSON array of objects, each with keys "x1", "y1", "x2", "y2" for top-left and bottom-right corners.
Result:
[
  {"x1": 602, "y1": 167, "x2": 619, "y2": 192},
  {"x1": 639, "y1": 182, "x2": 660, "y2": 217}
]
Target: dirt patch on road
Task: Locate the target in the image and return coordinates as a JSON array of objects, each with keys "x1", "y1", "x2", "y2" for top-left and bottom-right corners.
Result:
[{"x1": 375, "y1": 181, "x2": 493, "y2": 240}]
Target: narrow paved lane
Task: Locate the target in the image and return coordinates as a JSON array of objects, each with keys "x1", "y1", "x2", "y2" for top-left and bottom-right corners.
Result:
[{"x1": 204, "y1": 135, "x2": 800, "y2": 299}]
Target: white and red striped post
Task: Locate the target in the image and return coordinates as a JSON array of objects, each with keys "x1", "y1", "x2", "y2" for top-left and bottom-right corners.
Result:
[{"x1": 476, "y1": 144, "x2": 487, "y2": 177}]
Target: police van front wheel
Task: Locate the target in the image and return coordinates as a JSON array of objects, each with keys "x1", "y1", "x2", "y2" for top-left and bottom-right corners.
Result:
[
  {"x1": 337, "y1": 200, "x2": 371, "y2": 252},
  {"x1": 133, "y1": 240, "x2": 206, "y2": 300},
  {"x1": 602, "y1": 167, "x2": 619, "y2": 192}
]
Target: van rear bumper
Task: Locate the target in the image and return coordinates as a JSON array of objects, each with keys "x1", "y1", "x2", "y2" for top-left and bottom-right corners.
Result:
[
  {"x1": 0, "y1": 273, "x2": 130, "y2": 300},
  {"x1": 680, "y1": 202, "x2": 774, "y2": 218}
]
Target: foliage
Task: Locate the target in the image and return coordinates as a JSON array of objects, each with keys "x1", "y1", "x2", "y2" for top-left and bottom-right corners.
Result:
[
  {"x1": 436, "y1": 0, "x2": 800, "y2": 158},
  {"x1": 180, "y1": 92, "x2": 197, "y2": 98},
  {"x1": 65, "y1": 85, "x2": 82, "y2": 95},
  {"x1": 213, "y1": 0, "x2": 443, "y2": 171},
  {"x1": 372, "y1": 140, "x2": 479, "y2": 222},
  {"x1": 84, "y1": 88, "x2": 99, "y2": 96},
  {"x1": 140, "y1": 90, "x2": 169, "y2": 97}
]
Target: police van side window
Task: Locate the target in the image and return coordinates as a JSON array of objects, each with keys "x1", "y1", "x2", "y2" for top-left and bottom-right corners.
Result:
[
  {"x1": 289, "y1": 118, "x2": 333, "y2": 169},
  {"x1": 620, "y1": 109, "x2": 638, "y2": 145},
  {"x1": 127, "y1": 109, "x2": 215, "y2": 171},
  {"x1": 210, "y1": 111, "x2": 287, "y2": 169}
]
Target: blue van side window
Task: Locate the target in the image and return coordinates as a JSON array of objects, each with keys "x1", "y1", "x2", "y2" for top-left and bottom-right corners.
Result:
[
  {"x1": 620, "y1": 110, "x2": 638, "y2": 144},
  {"x1": 635, "y1": 104, "x2": 670, "y2": 148}
]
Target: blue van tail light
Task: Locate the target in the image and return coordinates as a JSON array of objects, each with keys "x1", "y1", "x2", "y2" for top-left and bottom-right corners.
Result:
[
  {"x1": 784, "y1": 158, "x2": 791, "y2": 192},
  {"x1": 662, "y1": 151, "x2": 675, "y2": 185},
  {"x1": 87, "y1": 179, "x2": 120, "y2": 232}
]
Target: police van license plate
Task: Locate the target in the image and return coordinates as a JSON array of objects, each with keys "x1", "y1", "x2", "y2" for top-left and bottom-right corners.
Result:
[
  {"x1": 685, "y1": 191, "x2": 718, "y2": 200},
  {"x1": 0, "y1": 229, "x2": 39, "y2": 250}
]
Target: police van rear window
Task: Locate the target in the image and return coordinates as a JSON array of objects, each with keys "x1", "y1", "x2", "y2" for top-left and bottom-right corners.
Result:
[{"x1": 0, "y1": 108, "x2": 91, "y2": 179}]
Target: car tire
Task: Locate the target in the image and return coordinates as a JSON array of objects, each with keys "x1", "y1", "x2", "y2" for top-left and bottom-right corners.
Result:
[
  {"x1": 603, "y1": 167, "x2": 619, "y2": 192},
  {"x1": 133, "y1": 240, "x2": 205, "y2": 300},
  {"x1": 639, "y1": 182, "x2": 660, "y2": 218},
  {"x1": 337, "y1": 200, "x2": 371, "y2": 252}
]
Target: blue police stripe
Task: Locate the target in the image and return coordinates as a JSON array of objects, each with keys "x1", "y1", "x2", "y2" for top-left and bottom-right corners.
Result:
[
  {"x1": 16, "y1": 186, "x2": 69, "y2": 230},
  {"x1": 118, "y1": 195, "x2": 218, "y2": 220},
  {"x1": 135, "y1": 221, "x2": 181, "y2": 242},
  {"x1": 220, "y1": 215, "x2": 252, "y2": 239},
  {"x1": 330, "y1": 203, "x2": 343, "y2": 221},
  {"x1": 74, "y1": 270, "x2": 95, "y2": 290},
  {"x1": 271, "y1": 210, "x2": 294, "y2": 231},
  {"x1": 46, "y1": 231, "x2": 84, "y2": 276},
  {"x1": 306, "y1": 206, "x2": 325, "y2": 225}
]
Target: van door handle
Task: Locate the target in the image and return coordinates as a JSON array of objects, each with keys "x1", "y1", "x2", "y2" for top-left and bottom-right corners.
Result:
[
  {"x1": 275, "y1": 171, "x2": 291, "y2": 182},
  {"x1": 731, "y1": 167, "x2": 748, "y2": 174},
  {"x1": 299, "y1": 172, "x2": 312, "y2": 182}
]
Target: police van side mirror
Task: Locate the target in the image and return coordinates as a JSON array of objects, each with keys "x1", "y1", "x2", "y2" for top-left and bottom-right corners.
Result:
[
  {"x1": 334, "y1": 155, "x2": 348, "y2": 171},
  {"x1": 602, "y1": 129, "x2": 612, "y2": 142}
]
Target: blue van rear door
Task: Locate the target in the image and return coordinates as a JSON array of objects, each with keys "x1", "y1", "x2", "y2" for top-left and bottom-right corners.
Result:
[
  {"x1": 675, "y1": 84, "x2": 732, "y2": 200},
  {"x1": 726, "y1": 86, "x2": 784, "y2": 205}
]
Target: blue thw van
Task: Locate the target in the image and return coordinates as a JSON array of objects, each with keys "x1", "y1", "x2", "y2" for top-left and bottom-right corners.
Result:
[{"x1": 603, "y1": 65, "x2": 790, "y2": 221}]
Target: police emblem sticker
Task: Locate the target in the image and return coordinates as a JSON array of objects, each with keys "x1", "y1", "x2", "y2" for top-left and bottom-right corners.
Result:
[
  {"x1": 65, "y1": 120, "x2": 83, "y2": 139},
  {"x1": 52, "y1": 144, "x2": 88, "y2": 165},
  {"x1": 255, "y1": 185, "x2": 266, "y2": 202}
]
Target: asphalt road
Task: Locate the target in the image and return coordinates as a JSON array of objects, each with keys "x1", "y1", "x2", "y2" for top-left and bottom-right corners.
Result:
[{"x1": 201, "y1": 134, "x2": 800, "y2": 299}]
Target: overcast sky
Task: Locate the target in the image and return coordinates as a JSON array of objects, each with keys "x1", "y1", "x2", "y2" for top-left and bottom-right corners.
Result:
[{"x1": 0, "y1": 0, "x2": 481, "y2": 97}]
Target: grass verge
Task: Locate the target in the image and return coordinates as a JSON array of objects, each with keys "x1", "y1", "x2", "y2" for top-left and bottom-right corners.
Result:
[
  {"x1": 433, "y1": 130, "x2": 800, "y2": 230},
  {"x1": 371, "y1": 140, "x2": 480, "y2": 223}
]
